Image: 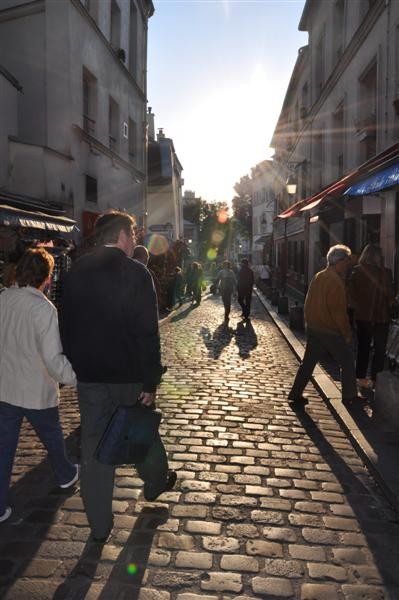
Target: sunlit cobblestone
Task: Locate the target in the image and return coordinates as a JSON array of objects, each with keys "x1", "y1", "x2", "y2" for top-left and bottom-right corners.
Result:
[{"x1": 0, "y1": 294, "x2": 398, "y2": 598}]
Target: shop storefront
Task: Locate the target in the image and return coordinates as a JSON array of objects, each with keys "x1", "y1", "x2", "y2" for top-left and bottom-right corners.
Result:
[
  {"x1": 0, "y1": 195, "x2": 77, "y2": 308},
  {"x1": 277, "y1": 142, "x2": 399, "y2": 294}
]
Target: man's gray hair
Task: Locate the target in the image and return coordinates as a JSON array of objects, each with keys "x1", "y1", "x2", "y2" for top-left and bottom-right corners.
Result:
[{"x1": 326, "y1": 244, "x2": 351, "y2": 266}]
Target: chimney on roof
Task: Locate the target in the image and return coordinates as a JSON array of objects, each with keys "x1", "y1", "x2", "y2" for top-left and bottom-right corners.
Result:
[
  {"x1": 157, "y1": 128, "x2": 165, "y2": 141},
  {"x1": 147, "y1": 106, "x2": 155, "y2": 141}
]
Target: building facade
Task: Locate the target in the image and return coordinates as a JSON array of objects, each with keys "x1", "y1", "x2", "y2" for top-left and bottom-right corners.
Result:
[
  {"x1": 147, "y1": 110, "x2": 184, "y2": 242},
  {"x1": 272, "y1": 0, "x2": 399, "y2": 298},
  {"x1": 182, "y1": 190, "x2": 201, "y2": 259},
  {"x1": 0, "y1": 0, "x2": 153, "y2": 238},
  {"x1": 250, "y1": 160, "x2": 278, "y2": 270}
]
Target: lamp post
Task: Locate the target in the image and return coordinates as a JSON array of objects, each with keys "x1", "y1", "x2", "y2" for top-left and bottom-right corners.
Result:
[
  {"x1": 285, "y1": 173, "x2": 297, "y2": 196},
  {"x1": 282, "y1": 176, "x2": 298, "y2": 295}
]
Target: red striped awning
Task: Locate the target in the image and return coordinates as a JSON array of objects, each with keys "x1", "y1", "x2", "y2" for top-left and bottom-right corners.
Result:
[{"x1": 278, "y1": 142, "x2": 399, "y2": 218}]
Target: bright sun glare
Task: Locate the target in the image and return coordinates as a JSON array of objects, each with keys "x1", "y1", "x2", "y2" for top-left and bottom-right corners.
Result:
[{"x1": 175, "y1": 63, "x2": 277, "y2": 204}]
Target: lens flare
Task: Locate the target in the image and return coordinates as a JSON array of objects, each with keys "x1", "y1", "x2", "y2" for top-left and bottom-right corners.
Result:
[
  {"x1": 211, "y1": 230, "x2": 225, "y2": 245},
  {"x1": 127, "y1": 563, "x2": 137, "y2": 575},
  {"x1": 207, "y1": 248, "x2": 218, "y2": 261},
  {"x1": 217, "y1": 209, "x2": 229, "y2": 224},
  {"x1": 146, "y1": 234, "x2": 169, "y2": 256}
]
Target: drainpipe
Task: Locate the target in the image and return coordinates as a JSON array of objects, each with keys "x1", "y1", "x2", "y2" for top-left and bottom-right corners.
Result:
[{"x1": 384, "y1": 0, "x2": 391, "y2": 140}]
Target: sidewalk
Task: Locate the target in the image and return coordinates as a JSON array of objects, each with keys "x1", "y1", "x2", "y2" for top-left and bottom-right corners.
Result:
[{"x1": 255, "y1": 287, "x2": 399, "y2": 514}]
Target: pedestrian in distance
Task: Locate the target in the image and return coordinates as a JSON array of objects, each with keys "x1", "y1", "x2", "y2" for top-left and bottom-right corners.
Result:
[
  {"x1": 173, "y1": 266, "x2": 184, "y2": 307},
  {"x1": 132, "y1": 244, "x2": 150, "y2": 266},
  {"x1": 237, "y1": 258, "x2": 254, "y2": 320},
  {"x1": 185, "y1": 263, "x2": 194, "y2": 299},
  {"x1": 288, "y1": 244, "x2": 364, "y2": 407},
  {"x1": 259, "y1": 263, "x2": 272, "y2": 293},
  {"x1": 215, "y1": 260, "x2": 237, "y2": 321},
  {"x1": 190, "y1": 261, "x2": 204, "y2": 305},
  {"x1": 60, "y1": 211, "x2": 176, "y2": 543},
  {"x1": 348, "y1": 243, "x2": 394, "y2": 389},
  {"x1": 133, "y1": 245, "x2": 166, "y2": 310},
  {"x1": 0, "y1": 248, "x2": 78, "y2": 524}
]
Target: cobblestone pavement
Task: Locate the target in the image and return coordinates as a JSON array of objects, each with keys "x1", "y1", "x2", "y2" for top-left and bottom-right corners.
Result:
[{"x1": 1, "y1": 294, "x2": 399, "y2": 600}]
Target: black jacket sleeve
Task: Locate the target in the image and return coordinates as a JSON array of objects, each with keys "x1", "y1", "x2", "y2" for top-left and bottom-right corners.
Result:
[{"x1": 127, "y1": 265, "x2": 163, "y2": 392}]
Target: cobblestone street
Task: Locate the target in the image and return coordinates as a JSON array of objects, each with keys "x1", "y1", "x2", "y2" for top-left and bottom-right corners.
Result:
[{"x1": 1, "y1": 293, "x2": 399, "y2": 599}]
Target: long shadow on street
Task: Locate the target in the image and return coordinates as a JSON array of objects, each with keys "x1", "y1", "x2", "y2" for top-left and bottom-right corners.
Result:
[
  {"x1": 52, "y1": 506, "x2": 169, "y2": 599},
  {"x1": 200, "y1": 318, "x2": 258, "y2": 361},
  {"x1": 200, "y1": 323, "x2": 235, "y2": 359},
  {"x1": 293, "y1": 405, "x2": 399, "y2": 598},
  {"x1": 235, "y1": 318, "x2": 258, "y2": 358},
  {"x1": 0, "y1": 428, "x2": 80, "y2": 594},
  {"x1": 170, "y1": 304, "x2": 195, "y2": 323}
]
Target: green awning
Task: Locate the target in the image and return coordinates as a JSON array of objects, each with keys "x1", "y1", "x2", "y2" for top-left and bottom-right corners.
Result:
[{"x1": 0, "y1": 204, "x2": 76, "y2": 233}]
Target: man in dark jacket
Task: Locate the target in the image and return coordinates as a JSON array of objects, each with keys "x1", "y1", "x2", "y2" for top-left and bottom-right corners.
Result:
[
  {"x1": 60, "y1": 211, "x2": 175, "y2": 542},
  {"x1": 237, "y1": 258, "x2": 254, "y2": 319}
]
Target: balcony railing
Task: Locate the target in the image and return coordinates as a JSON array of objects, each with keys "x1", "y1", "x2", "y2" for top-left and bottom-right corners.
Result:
[
  {"x1": 109, "y1": 135, "x2": 117, "y2": 152},
  {"x1": 354, "y1": 112, "x2": 376, "y2": 134},
  {"x1": 83, "y1": 114, "x2": 96, "y2": 136}
]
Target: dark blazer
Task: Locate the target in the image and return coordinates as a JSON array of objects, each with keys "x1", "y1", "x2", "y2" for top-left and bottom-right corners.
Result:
[
  {"x1": 60, "y1": 247, "x2": 163, "y2": 392},
  {"x1": 348, "y1": 263, "x2": 393, "y2": 323},
  {"x1": 237, "y1": 265, "x2": 254, "y2": 293}
]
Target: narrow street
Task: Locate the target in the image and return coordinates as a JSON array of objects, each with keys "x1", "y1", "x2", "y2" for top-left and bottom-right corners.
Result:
[{"x1": 1, "y1": 293, "x2": 399, "y2": 600}]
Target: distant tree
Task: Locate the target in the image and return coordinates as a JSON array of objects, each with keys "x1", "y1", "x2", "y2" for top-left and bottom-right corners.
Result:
[
  {"x1": 183, "y1": 196, "x2": 202, "y2": 225},
  {"x1": 232, "y1": 175, "x2": 252, "y2": 238},
  {"x1": 198, "y1": 200, "x2": 231, "y2": 262}
]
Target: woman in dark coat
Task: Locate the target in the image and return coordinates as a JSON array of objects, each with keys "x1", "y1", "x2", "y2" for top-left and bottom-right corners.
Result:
[{"x1": 348, "y1": 244, "x2": 394, "y2": 388}]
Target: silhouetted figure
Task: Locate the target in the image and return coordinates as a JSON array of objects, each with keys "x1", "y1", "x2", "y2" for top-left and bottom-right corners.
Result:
[
  {"x1": 173, "y1": 267, "x2": 184, "y2": 307},
  {"x1": 191, "y1": 261, "x2": 204, "y2": 305},
  {"x1": 237, "y1": 258, "x2": 254, "y2": 319},
  {"x1": 348, "y1": 243, "x2": 394, "y2": 389},
  {"x1": 215, "y1": 260, "x2": 237, "y2": 320}
]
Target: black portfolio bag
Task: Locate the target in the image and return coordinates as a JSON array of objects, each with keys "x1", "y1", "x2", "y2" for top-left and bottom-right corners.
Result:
[{"x1": 95, "y1": 404, "x2": 162, "y2": 466}]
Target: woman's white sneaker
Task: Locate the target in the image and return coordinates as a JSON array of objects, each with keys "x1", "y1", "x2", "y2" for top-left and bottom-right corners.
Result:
[
  {"x1": 0, "y1": 506, "x2": 12, "y2": 523},
  {"x1": 60, "y1": 465, "x2": 80, "y2": 489}
]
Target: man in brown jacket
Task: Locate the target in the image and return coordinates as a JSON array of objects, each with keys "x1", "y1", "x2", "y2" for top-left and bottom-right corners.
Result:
[{"x1": 288, "y1": 244, "x2": 362, "y2": 406}]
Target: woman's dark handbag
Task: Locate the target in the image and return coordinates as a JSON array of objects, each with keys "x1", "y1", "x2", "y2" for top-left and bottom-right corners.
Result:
[{"x1": 95, "y1": 404, "x2": 162, "y2": 466}]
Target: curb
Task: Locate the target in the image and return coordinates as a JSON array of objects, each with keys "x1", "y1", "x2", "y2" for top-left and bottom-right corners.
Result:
[{"x1": 255, "y1": 287, "x2": 399, "y2": 514}]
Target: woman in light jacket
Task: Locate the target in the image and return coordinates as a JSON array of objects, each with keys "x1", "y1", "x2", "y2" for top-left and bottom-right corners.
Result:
[
  {"x1": 348, "y1": 244, "x2": 394, "y2": 389},
  {"x1": 0, "y1": 248, "x2": 78, "y2": 524}
]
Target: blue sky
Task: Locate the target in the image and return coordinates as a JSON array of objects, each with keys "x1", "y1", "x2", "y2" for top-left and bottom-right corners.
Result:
[{"x1": 148, "y1": 0, "x2": 307, "y2": 204}]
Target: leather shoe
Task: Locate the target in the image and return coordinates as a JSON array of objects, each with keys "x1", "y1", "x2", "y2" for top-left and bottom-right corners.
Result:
[
  {"x1": 144, "y1": 470, "x2": 177, "y2": 502},
  {"x1": 92, "y1": 534, "x2": 109, "y2": 544},
  {"x1": 91, "y1": 517, "x2": 114, "y2": 543},
  {"x1": 343, "y1": 395, "x2": 367, "y2": 405},
  {"x1": 288, "y1": 395, "x2": 309, "y2": 405}
]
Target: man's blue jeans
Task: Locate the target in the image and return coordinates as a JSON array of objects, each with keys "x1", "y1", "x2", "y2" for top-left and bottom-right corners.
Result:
[{"x1": 0, "y1": 401, "x2": 76, "y2": 515}]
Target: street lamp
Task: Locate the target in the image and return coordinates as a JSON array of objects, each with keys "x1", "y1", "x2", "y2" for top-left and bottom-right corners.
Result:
[{"x1": 286, "y1": 173, "x2": 297, "y2": 196}]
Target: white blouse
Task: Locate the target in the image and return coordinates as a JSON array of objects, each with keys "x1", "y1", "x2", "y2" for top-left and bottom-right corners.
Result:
[{"x1": 0, "y1": 286, "x2": 76, "y2": 409}]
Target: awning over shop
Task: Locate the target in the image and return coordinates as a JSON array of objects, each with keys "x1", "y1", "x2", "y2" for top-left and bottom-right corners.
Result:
[
  {"x1": 278, "y1": 142, "x2": 399, "y2": 218},
  {"x1": 0, "y1": 204, "x2": 76, "y2": 233},
  {"x1": 344, "y1": 161, "x2": 399, "y2": 196}
]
